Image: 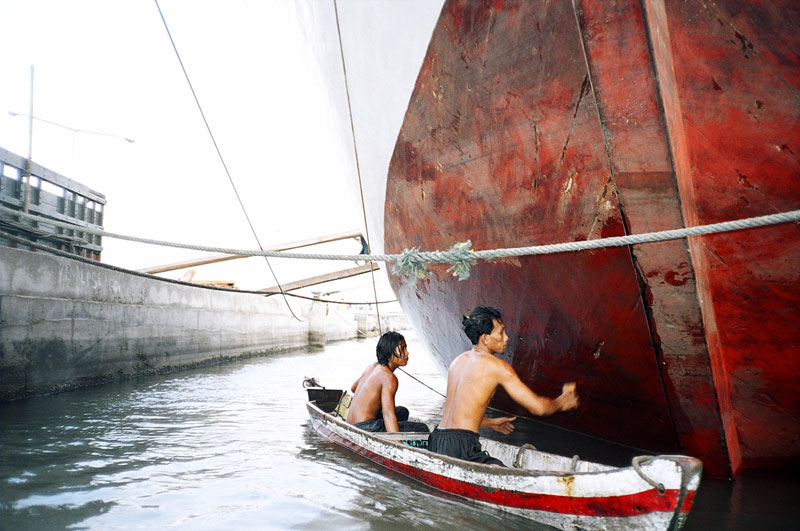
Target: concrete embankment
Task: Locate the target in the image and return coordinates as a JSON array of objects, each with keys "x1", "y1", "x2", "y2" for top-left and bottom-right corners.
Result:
[{"x1": 1, "y1": 247, "x2": 400, "y2": 401}]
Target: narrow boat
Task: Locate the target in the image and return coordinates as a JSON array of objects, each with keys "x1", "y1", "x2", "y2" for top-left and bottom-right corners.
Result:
[{"x1": 304, "y1": 381, "x2": 702, "y2": 531}]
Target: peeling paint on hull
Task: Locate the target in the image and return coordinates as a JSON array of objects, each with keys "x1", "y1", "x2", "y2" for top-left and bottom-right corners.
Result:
[
  {"x1": 307, "y1": 397, "x2": 702, "y2": 530},
  {"x1": 385, "y1": 0, "x2": 800, "y2": 479}
]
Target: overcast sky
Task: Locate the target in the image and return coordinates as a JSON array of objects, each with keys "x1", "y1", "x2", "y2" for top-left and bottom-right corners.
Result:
[{"x1": 0, "y1": 0, "x2": 395, "y2": 302}]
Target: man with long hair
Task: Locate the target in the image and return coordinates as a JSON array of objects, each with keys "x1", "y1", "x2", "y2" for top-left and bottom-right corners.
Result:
[{"x1": 346, "y1": 331, "x2": 429, "y2": 433}]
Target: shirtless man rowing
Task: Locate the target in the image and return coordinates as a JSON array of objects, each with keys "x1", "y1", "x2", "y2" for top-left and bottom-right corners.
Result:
[{"x1": 428, "y1": 306, "x2": 579, "y2": 465}]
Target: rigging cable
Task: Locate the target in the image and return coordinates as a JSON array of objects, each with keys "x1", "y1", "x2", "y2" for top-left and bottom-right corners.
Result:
[
  {"x1": 333, "y1": 3, "x2": 446, "y2": 395},
  {"x1": 334, "y1": 0, "x2": 452, "y2": 401},
  {"x1": 153, "y1": 0, "x2": 302, "y2": 321},
  {"x1": 333, "y1": 0, "x2": 383, "y2": 333},
  {"x1": 398, "y1": 368, "x2": 446, "y2": 399}
]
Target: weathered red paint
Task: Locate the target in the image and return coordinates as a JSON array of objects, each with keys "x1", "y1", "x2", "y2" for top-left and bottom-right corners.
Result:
[{"x1": 385, "y1": 0, "x2": 800, "y2": 478}]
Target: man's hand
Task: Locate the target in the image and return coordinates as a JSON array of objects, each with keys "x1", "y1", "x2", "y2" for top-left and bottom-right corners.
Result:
[
  {"x1": 482, "y1": 416, "x2": 517, "y2": 434},
  {"x1": 558, "y1": 382, "x2": 579, "y2": 411}
]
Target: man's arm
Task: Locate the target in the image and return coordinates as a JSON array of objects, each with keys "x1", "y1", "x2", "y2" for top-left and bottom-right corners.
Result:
[
  {"x1": 481, "y1": 416, "x2": 517, "y2": 434},
  {"x1": 380, "y1": 375, "x2": 400, "y2": 432},
  {"x1": 498, "y1": 362, "x2": 578, "y2": 416}
]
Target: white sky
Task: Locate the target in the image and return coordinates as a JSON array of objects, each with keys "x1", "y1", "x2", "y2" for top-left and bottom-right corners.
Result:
[{"x1": 0, "y1": 0, "x2": 397, "y2": 304}]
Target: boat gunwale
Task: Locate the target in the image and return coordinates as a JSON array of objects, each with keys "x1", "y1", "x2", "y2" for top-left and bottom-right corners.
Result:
[
  {"x1": 306, "y1": 393, "x2": 702, "y2": 527},
  {"x1": 306, "y1": 397, "x2": 698, "y2": 484}
]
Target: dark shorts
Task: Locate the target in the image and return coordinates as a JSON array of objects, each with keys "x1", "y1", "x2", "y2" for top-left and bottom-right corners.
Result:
[
  {"x1": 353, "y1": 406, "x2": 430, "y2": 433},
  {"x1": 427, "y1": 427, "x2": 505, "y2": 466}
]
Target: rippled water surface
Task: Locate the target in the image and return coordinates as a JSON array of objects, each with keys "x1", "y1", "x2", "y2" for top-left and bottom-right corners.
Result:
[{"x1": 1, "y1": 333, "x2": 797, "y2": 530}]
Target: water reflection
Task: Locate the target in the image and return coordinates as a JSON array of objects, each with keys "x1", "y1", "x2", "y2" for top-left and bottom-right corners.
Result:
[
  {"x1": 1, "y1": 334, "x2": 798, "y2": 530},
  {"x1": 296, "y1": 422, "x2": 543, "y2": 530}
]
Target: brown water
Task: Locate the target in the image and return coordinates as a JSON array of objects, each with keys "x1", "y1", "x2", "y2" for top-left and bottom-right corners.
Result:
[{"x1": 1, "y1": 333, "x2": 797, "y2": 530}]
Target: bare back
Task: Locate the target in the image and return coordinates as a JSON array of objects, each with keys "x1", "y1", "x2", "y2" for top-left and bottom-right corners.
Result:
[
  {"x1": 438, "y1": 348, "x2": 577, "y2": 432},
  {"x1": 438, "y1": 349, "x2": 506, "y2": 432},
  {"x1": 346, "y1": 362, "x2": 398, "y2": 425}
]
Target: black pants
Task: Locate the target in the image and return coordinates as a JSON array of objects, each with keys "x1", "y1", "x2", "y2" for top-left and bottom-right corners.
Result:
[
  {"x1": 353, "y1": 406, "x2": 429, "y2": 433},
  {"x1": 427, "y1": 427, "x2": 505, "y2": 466}
]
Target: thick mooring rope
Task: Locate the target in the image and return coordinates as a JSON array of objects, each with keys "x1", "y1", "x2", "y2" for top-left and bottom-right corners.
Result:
[
  {"x1": 0, "y1": 227, "x2": 398, "y2": 306},
  {"x1": 2, "y1": 204, "x2": 798, "y2": 281}
]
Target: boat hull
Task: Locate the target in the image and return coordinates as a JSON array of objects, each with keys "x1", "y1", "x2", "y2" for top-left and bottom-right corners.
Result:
[
  {"x1": 306, "y1": 396, "x2": 701, "y2": 530},
  {"x1": 385, "y1": 0, "x2": 800, "y2": 478}
]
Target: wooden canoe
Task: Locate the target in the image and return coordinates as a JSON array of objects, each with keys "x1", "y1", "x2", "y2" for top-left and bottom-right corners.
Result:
[{"x1": 304, "y1": 383, "x2": 702, "y2": 530}]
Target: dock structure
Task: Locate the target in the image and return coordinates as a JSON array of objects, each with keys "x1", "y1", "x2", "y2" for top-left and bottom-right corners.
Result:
[
  {"x1": 0, "y1": 146, "x2": 105, "y2": 261},
  {"x1": 0, "y1": 147, "x2": 403, "y2": 401}
]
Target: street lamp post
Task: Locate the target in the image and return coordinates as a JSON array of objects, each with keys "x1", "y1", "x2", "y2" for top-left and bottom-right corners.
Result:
[
  {"x1": 8, "y1": 111, "x2": 136, "y2": 144},
  {"x1": 22, "y1": 66, "x2": 34, "y2": 213},
  {"x1": 9, "y1": 66, "x2": 135, "y2": 209},
  {"x1": 9, "y1": 109, "x2": 135, "y2": 182}
]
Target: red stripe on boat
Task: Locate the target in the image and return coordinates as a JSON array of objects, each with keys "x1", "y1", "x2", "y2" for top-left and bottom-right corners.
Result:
[{"x1": 326, "y1": 430, "x2": 694, "y2": 518}]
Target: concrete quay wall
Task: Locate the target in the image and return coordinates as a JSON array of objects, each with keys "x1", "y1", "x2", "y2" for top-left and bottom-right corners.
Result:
[{"x1": 0, "y1": 247, "x2": 373, "y2": 401}]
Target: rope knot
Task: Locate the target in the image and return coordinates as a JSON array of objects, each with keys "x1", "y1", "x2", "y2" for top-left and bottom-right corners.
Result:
[
  {"x1": 392, "y1": 247, "x2": 428, "y2": 279},
  {"x1": 446, "y1": 240, "x2": 476, "y2": 280},
  {"x1": 392, "y1": 241, "x2": 478, "y2": 280}
]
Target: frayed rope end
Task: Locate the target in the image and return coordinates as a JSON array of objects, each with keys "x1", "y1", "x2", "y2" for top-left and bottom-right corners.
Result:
[
  {"x1": 446, "y1": 240, "x2": 476, "y2": 280},
  {"x1": 392, "y1": 247, "x2": 428, "y2": 280}
]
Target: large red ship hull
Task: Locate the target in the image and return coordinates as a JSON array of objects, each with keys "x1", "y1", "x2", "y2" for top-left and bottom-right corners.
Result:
[{"x1": 385, "y1": 0, "x2": 800, "y2": 478}]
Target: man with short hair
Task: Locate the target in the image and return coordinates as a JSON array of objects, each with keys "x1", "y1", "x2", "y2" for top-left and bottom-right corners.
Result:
[
  {"x1": 346, "y1": 331, "x2": 429, "y2": 433},
  {"x1": 428, "y1": 306, "x2": 579, "y2": 465}
]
